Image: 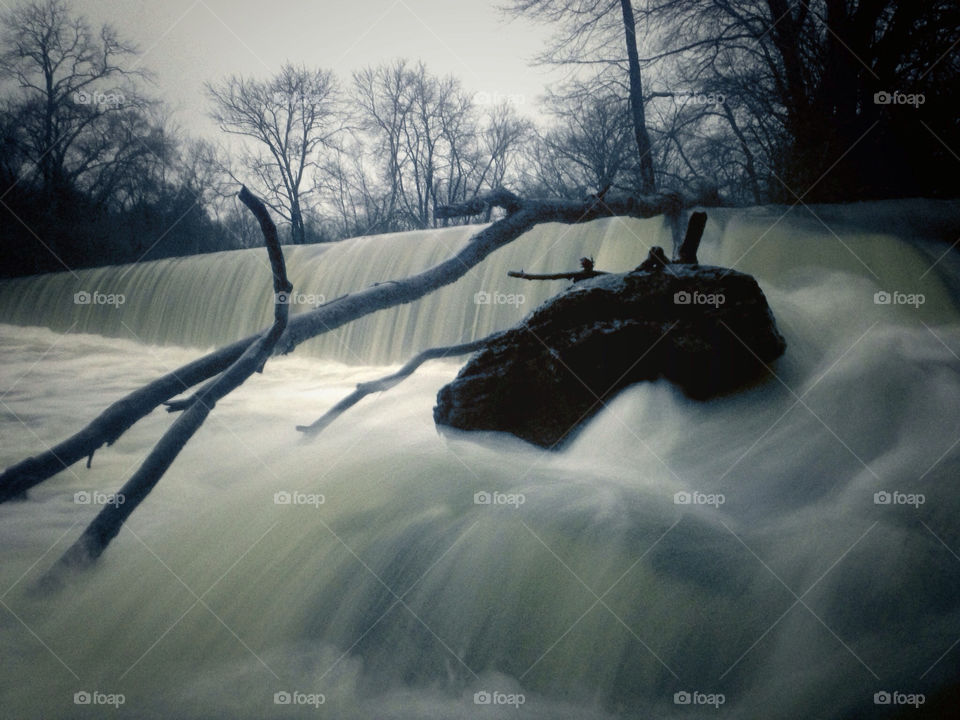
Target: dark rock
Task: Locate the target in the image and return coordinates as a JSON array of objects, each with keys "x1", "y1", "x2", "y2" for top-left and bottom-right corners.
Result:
[{"x1": 433, "y1": 264, "x2": 786, "y2": 448}]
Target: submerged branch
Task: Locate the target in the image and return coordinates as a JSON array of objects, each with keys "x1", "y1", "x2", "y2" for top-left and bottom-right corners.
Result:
[{"x1": 296, "y1": 334, "x2": 503, "y2": 437}]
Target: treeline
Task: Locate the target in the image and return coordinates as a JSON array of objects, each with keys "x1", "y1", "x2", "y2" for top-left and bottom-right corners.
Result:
[
  {"x1": 2, "y1": 0, "x2": 958, "y2": 279},
  {"x1": 509, "y1": 0, "x2": 960, "y2": 204},
  {"x1": 0, "y1": 1, "x2": 270, "y2": 278}
]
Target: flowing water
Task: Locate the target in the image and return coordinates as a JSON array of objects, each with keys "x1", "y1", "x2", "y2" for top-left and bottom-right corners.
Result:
[{"x1": 1, "y1": 199, "x2": 959, "y2": 718}]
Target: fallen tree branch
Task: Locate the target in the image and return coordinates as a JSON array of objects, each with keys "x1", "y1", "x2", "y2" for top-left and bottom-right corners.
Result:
[
  {"x1": 296, "y1": 333, "x2": 503, "y2": 437},
  {"x1": 435, "y1": 187, "x2": 685, "y2": 225},
  {"x1": 433, "y1": 187, "x2": 523, "y2": 218},
  {"x1": 0, "y1": 337, "x2": 254, "y2": 503},
  {"x1": 507, "y1": 257, "x2": 608, "y2": 284},
  {"x1": 1, "y1": 187, "x2": 690, "y2": 504},
  {"x1": 162, "y1": 374, "x2": 223, "y2": 413},
  {"x1": 38, "y1": 187, "x2": 292, "y2": 587}
]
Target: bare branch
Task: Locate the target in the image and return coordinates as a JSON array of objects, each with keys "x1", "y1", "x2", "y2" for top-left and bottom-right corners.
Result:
[
  {"x1": 38, "y1": 187, "x2": 292, "y2": 587},
  {"x1": 507, "y1": 256, "x2": 607, "y2": 283},
  {"x1": 296, "y1": 334, "x2": 503, "y2": 437},
  {"x1": 433, "y1": 187, "x2": 523, "y2": 218}
]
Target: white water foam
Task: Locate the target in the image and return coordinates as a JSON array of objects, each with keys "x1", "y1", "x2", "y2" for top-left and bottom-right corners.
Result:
[{"x1": 1, "y1": 199, "x2": 959, "y2": 718}]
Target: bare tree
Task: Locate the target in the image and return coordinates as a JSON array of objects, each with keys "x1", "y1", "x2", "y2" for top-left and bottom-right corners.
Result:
[
  {"x1": 206, "y1": 64, "x2": 341, "y2": 244},
  {"x1": 0, "y1": 0, "x2": 151, "y2": 221},
  {"x1": 399, "y1": 64, "x2": 449, "y2": 228},
  {"x1": 317, "y1": 140, "x2": 394, "y2": 238},
  {"x1": 618, "y1": 0, "x2": 656, "y2": 191},
  {"x1": 354, "y1": 60, "x2": 492, "y2": 230},
  {"x1": 353, "y1": 60, "x2": 413, "y2": 229},
  {"x1": 503, "y1": 0, "x2": 657, "y2": 191},
  {"x1": 0, "y1": 100, "x2": 28, "y2": 190},
  {"x1": 638, "y1": 0, "x2": 960, "y2": 200},
  {"x1": 322, "y1": 66, "x2": 529, "y2": 237},
  {"x1": 521, "y1": 85, "x2": 636, "y2": 198},
  {"x1": 472, "y1": 102, "x2": 532, "y2": 202}
]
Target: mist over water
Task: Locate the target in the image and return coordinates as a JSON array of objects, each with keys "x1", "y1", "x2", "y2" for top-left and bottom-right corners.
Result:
[{"x1": 1, "y1": 199, "x2": 960, "y2": 718}]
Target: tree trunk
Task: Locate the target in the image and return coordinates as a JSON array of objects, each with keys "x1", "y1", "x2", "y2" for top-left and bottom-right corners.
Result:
[
  {"x1": 620, "y1": 0, "x2": 657, "y2": 193},
  {"x1": 290, "y1": 199, "x2": 305, "y2": 245}
]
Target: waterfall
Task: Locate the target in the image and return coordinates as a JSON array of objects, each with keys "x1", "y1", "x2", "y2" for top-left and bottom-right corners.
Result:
[
  {"x1": 1, "y1": 200, "x2": 957, "y2": 364},
  {"x1": 0, "y1": 217, "x2": 678, "y2": 364},
  {"x1": 1, "y1": 199, "x2": 959, "y2": 719}
]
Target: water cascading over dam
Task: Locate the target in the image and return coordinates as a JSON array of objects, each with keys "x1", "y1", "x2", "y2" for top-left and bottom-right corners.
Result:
[
  {"x1": 1, "y1": 199, "x2": 959, "y2": 719},
  {"x1": 0, "y1": 217, "x2": 681, "y2": 363}
]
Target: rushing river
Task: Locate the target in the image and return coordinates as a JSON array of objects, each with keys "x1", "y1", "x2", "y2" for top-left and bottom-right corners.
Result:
[{"x1": 1, "y1": 199, "x2": 959, "y2": 718}]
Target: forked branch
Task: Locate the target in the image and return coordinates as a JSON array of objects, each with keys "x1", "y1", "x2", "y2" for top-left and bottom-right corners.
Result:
[{"x1": 38, "y1": 187, "x2": 292, "y2": 587}]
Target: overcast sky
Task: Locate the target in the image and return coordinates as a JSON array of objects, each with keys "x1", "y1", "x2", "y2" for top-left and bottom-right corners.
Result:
[{"x1": 70, "y1": 0, "x2": 562, "y2": 135}]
